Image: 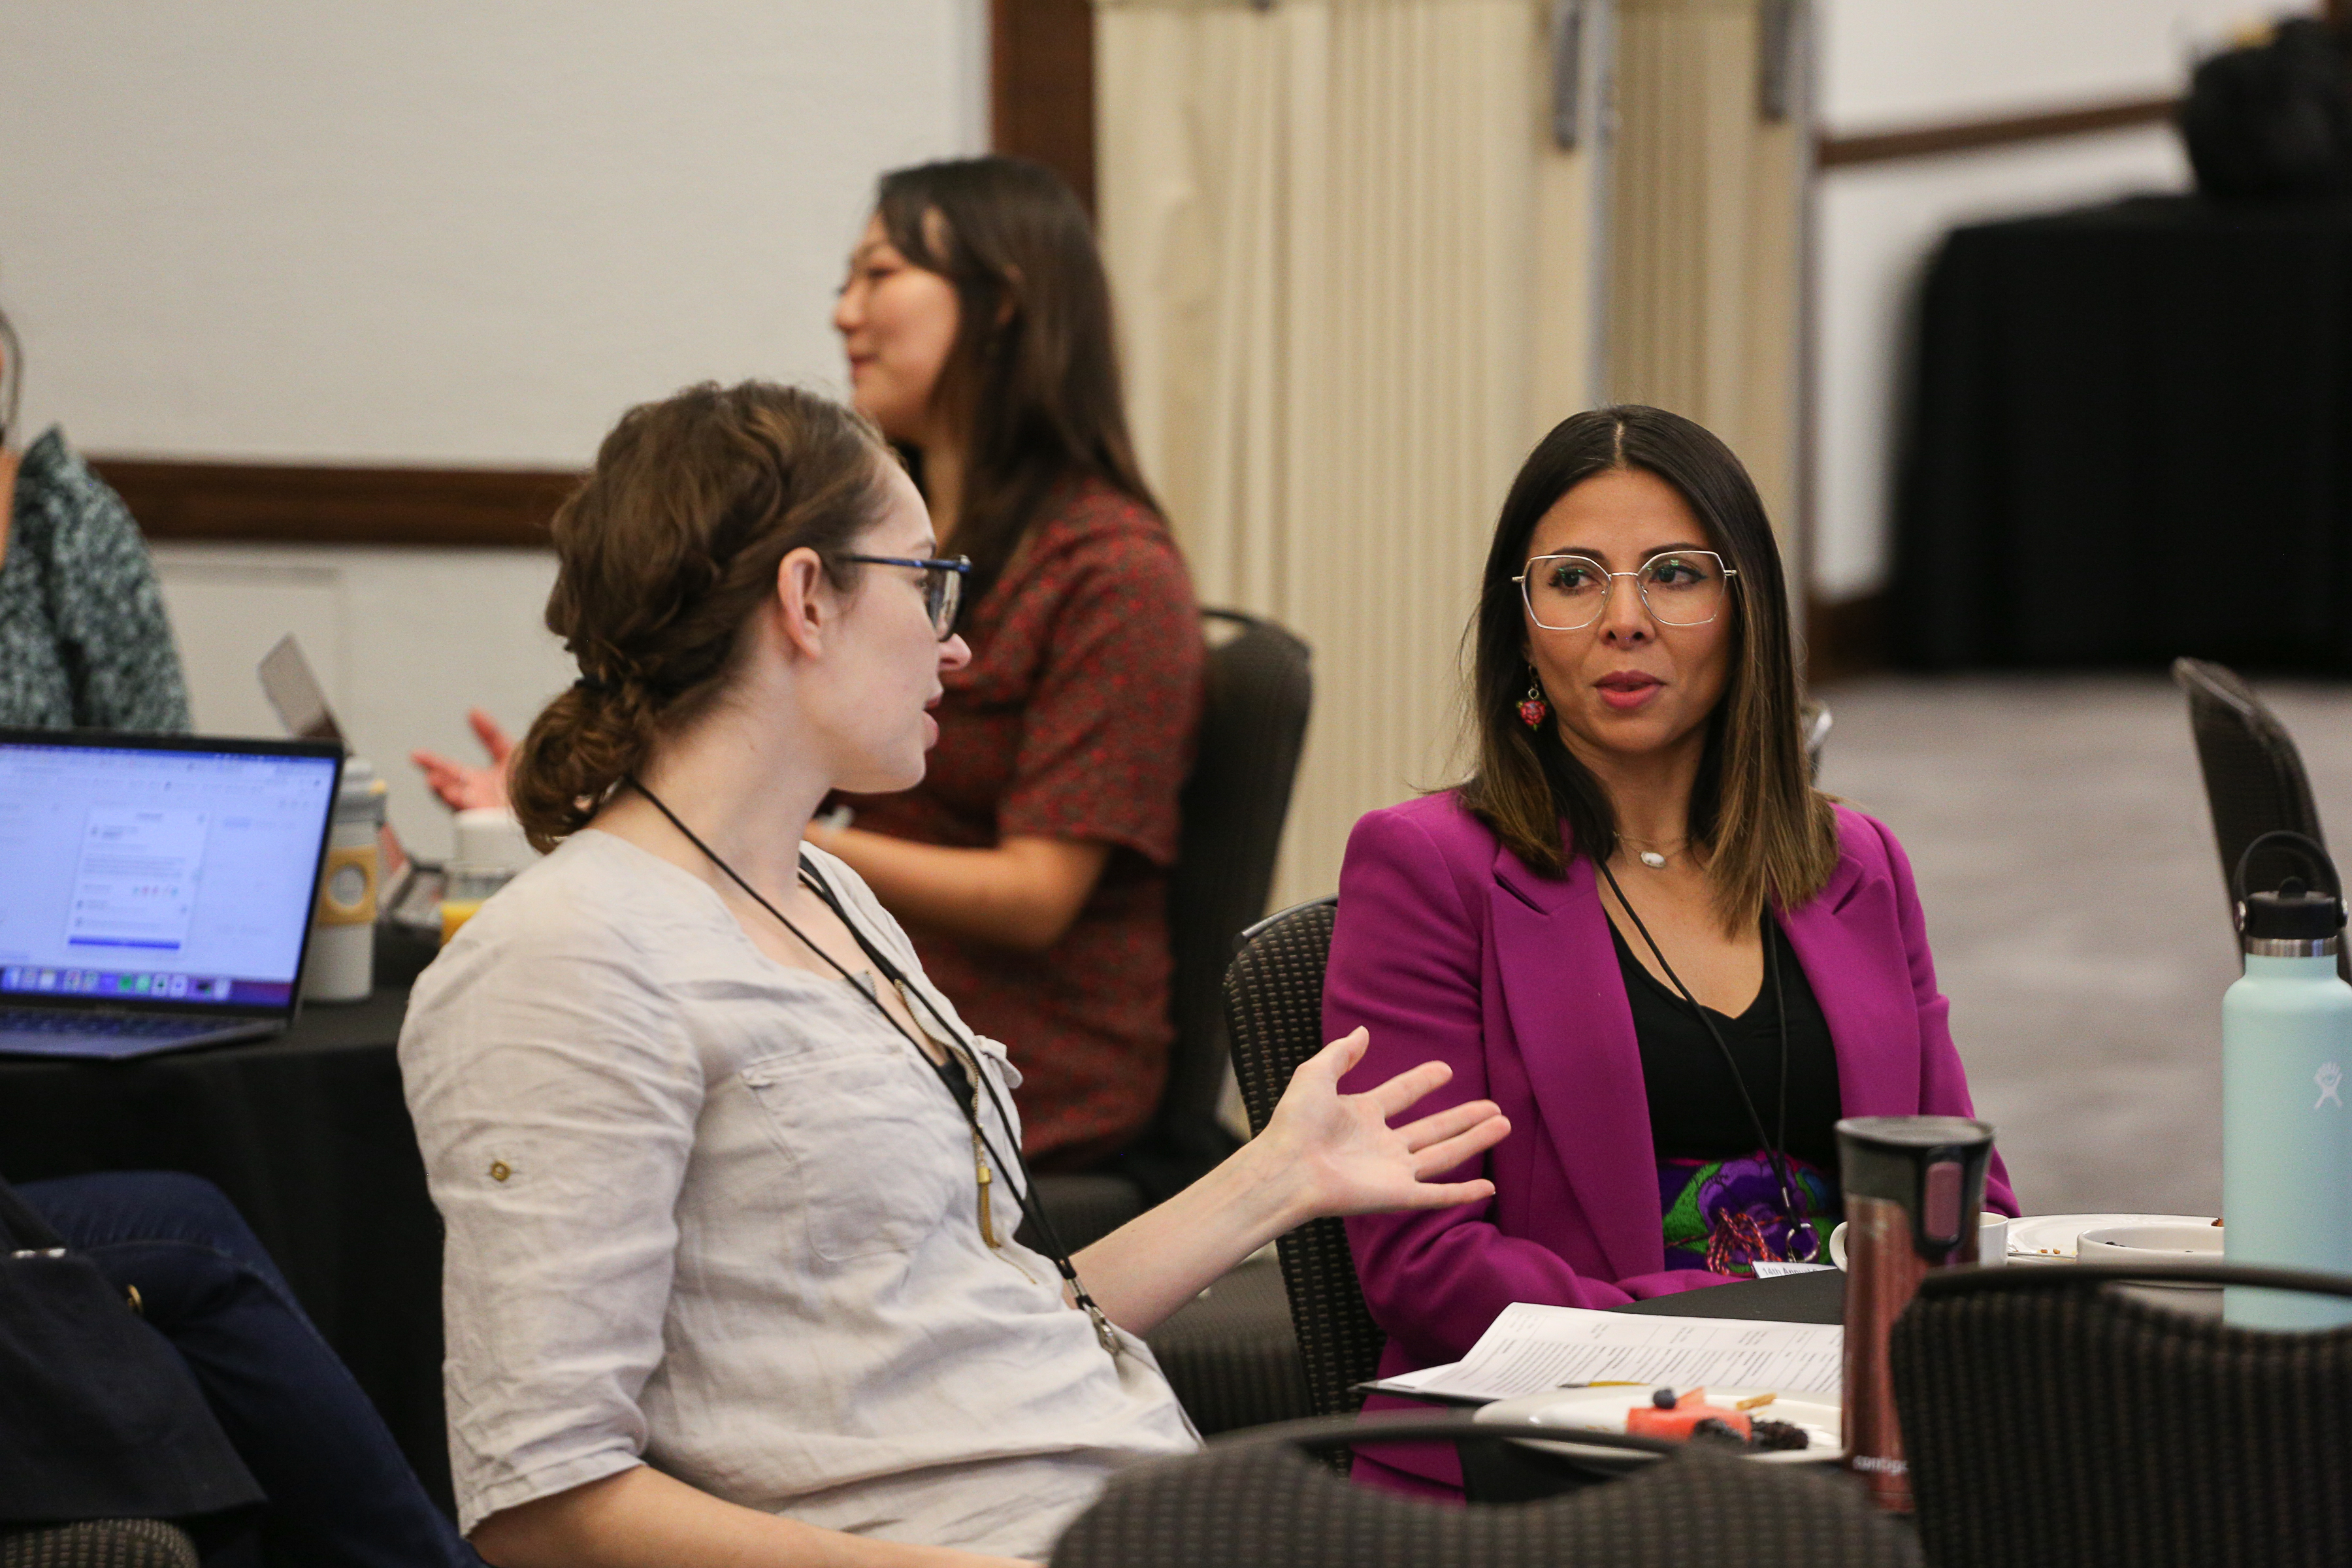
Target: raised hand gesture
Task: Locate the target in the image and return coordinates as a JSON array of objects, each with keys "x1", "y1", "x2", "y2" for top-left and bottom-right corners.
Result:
[
  {"x1": 1255, "y1": 1027, "x2": 1507, "y2": 1220},
  {"x1": 410, "y1": 708, "x2": 515, "y2": 812},
  {"x1": 1072, "y1": 1027, "x2": 1507, "y2": 1335}
]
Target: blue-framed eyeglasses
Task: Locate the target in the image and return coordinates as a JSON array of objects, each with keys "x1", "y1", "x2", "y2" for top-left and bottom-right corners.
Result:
[{"x1": 843, "y1": 553, "x2": 972, "y2": 638}]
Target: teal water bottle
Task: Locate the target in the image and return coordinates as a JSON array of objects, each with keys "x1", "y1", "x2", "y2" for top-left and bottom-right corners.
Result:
[{"x1": 2223, "y1": 830, "x2": 2352, "y2": 1328}]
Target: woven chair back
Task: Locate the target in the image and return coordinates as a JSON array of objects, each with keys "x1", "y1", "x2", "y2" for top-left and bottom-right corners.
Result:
[
  {"x1": 0, "y1": 1520, "x2": 199, "y2": 1568},
  {"x1": 1222, "y1": 896, "x2": 1386, "y2": 1422},
  {"x1": 1893, "y1": 1261, "x2": 2352, "y2": 1568},
  {"x1": 1051, "y1": 1426, "x2": 1920, "y2": 1568}
]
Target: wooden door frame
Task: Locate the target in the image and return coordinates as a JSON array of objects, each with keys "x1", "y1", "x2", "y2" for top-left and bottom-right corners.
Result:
[{"x1": 990, "y1": 0, "x2": 1097, "y2": 212}]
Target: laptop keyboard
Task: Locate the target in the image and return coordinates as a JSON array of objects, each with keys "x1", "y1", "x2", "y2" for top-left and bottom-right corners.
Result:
[{"x1": 0, "y1": 1009, "x2": 227, "y2": 1041}]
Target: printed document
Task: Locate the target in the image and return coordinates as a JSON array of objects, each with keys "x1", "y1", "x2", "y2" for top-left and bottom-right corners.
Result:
[{"x1": 1384, "y1": 1303, "x2": 1843, "y2": 1403}]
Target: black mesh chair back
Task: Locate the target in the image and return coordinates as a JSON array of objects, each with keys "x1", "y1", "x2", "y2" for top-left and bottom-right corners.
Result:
[
  {"x1": 1892, "y1": 1259, "x2": 2352, "y2": 1568},
  {"x1": 1051, "y1": 1413, "x2": 1921, "y2": 1567},
  {"x1": 1031, "y1": 610, "x2": 1310, "y2": 1243},
  {"x1": 1223, "y1": 896, "x2": 1384, "y2": 1421},
  {"x1": 1134, "y1": 608, "x2": 1311, "y2": 1199},
  {"x1": 2172, "y1": 658, "x2": 2328, "y2": 881},
  {"x1": 2171, "y1": 657, "x2": 2344, "y2": 980}
]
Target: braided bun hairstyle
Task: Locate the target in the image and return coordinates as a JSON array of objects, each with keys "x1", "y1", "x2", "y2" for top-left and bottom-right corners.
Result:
[{"x1": 509, "y1": 382, "x2": 890, "y2": 851}]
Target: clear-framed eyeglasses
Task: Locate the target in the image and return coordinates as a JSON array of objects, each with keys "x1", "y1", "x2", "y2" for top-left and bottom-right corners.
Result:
[
  {"x1": 843, "y1": 553, "x2": 972, "y2": 639},
  {"x1": 1513, "y1": 549, "x2": 1737, "y2": 631}
]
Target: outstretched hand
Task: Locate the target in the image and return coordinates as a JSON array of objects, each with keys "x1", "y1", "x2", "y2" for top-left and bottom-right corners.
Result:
[
  {"x1": 410, "y1": 708, "x2": 515, "y2": 812},
  {"x1": 1256, "y1": 1027, "x2": 1507, "y2": 1222}
]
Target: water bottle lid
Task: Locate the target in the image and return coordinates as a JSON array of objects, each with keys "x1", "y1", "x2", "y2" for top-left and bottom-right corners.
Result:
[
  {"x1": 333, "y1": 757, "x2": 389, "y2": 826},
  {"x1": 2242, "y1": 877, "x2": 2345, "y2": 941},
  {"x1": 2233, "y1": 831, "x2": 2347, "y2": 949}
]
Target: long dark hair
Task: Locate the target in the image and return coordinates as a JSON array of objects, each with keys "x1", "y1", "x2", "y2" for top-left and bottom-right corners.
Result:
[
  {"x1": 874, "y1": 155, "x2": 1160, "y2": 614},
  {"x1": 1458, "y1": 406, "x2": 1837, "y2": 928},
  {"x1": 508, "y1": 382, "x2": 889, "y2": 850}
]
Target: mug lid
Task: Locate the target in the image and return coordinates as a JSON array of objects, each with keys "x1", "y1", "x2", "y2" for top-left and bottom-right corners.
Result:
[{"x1": 1834, "y1": 1115, "x2": 1992, "y2": 1151}]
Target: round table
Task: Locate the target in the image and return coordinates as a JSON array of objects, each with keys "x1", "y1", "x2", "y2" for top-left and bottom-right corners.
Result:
[{"x1": 0, "y1": 975, "x2": 450, "y2": 1510}]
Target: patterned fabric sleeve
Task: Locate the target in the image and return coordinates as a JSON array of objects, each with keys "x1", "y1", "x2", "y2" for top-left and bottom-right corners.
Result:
[
  {"x1": 24, "y1": 431, "x2": 192, "y2": 732},
  {"x1": 994, "y1": 526, "x2": 1202, "y2": 864}
]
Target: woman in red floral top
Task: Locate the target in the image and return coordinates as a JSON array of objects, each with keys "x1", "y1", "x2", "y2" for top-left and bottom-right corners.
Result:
[
  {"x1": 415, "y1": 157, "x2": 1201, "y2": 1168},
  {"x1": 822, "y1": 157, "x2": 1203, "y2": 1168}
]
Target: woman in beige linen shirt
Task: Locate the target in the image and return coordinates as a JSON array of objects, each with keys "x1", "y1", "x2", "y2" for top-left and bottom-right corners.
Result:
[{"x1": 398, "y1": 381, "x2": 1509, "y2": 1567}]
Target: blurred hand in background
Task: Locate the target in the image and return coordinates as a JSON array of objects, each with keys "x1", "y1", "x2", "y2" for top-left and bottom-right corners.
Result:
[{"x1": 412, "y1": 708, "x2": 514, "y2": 811}]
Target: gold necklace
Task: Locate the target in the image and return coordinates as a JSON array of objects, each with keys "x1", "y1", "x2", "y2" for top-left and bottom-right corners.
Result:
[{"x1": 883, "y1": 975, "x2": 1032, "y2": 1277}]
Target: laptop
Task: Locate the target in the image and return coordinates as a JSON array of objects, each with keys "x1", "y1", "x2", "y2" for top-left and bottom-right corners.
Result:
[
  {"x1": 257, "y1": 632, "x2": 345, "y2": 748},
  {"x1": 0, "y1": 728, "x2": 343, "y2": 1060},
  {"x1": 257, "y1": 636, "x2": 426, "y2": 925}
]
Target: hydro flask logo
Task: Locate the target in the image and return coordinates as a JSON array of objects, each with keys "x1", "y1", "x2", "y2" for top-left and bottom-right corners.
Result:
[{"x1": 2318, "y1": 1062, "x2": 2345, "y2": 1111}]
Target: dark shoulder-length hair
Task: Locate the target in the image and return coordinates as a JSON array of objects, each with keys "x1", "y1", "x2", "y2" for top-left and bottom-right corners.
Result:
[
  {"x1": 874, "y1": 155, "x2": 1162, "y2": 615},
  {"x1": 1457, "y1": 405, "x2": 1838, "y2": 929}
]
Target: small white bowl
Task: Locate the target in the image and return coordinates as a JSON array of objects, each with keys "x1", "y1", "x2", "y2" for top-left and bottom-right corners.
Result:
[{"x1": 2076, "y1": 1222, "x2": 2224, "y2": 1260}]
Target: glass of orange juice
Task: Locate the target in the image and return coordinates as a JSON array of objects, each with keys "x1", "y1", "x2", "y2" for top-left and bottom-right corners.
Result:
[{"x1": 439, "y1": 863, "x2": 515, "y2": 945}]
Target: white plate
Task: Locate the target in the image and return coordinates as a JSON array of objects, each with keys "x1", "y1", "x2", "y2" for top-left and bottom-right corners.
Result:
[
  {"x1": 2005, "y1": 1213, "x2": 2218, "y2": 1261},
  {"x1": 1472, "y1": 1384, "x2": 1844, "y2": 1466}
]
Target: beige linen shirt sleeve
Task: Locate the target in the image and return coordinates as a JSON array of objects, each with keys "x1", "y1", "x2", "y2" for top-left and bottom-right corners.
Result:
[{"x1": 400, "y1": 907, "x2": 703, "y2": 1533}]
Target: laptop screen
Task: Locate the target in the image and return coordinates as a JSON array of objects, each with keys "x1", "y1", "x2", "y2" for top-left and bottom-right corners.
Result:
[{"x1": 0, "y1": 734, "x2": 342, "y2": 1009}]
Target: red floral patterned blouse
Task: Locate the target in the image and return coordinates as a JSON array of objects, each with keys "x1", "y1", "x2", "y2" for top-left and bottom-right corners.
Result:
[{"x1": 840, "y1": 477, "x2": 1203, "y2": 1168}]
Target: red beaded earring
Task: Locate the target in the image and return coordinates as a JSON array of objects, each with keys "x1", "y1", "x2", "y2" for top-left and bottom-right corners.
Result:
[{"x1": 1518, "y1": 672, "x2": 1550, "y2": 728}]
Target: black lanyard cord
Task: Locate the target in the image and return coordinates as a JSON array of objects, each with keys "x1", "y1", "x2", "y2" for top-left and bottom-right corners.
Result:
[
  {"x1": 620, "y1": 779, "x2": 1114, "y2": 1343},
  {"x1": 1598, "y1": 857, "x2": 1820, "y2": 1264},
  {"x1": 787, "y1": 858, "x2": 1091, "y2": 1271}
]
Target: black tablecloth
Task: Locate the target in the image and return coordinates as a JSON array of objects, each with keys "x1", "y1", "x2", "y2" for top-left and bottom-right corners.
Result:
[
  {"x1": 0, "y1": 981, "x2": 449, "y2": 1510},
  {"x1": 1610, "y1": 1266, "x2": 1844, "y2": 1324},
  {"x1": 1895, "y1": 195, "x2": 2352, "y2": 672}
]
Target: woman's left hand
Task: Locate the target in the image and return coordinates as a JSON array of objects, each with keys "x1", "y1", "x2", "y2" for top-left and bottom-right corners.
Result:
[
  {"x1": 1071, "y1": 1026, "x2": 1507, "y2": 1335},
  {"x1": 1256, "y1": 1027, "x2": 1508, "y2": 1224}
]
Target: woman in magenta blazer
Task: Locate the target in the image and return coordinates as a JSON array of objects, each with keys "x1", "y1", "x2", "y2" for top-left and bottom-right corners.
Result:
[{"x1": 1327, "y1": 406, "x2": 2016, "y2": 1495}]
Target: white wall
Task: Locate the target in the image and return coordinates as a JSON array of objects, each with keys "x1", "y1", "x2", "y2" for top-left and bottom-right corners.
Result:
[
  {"x1": 1, "y1": 1, "x2": 987, "y2": 463},
  {"x1": 1, "y1": 2, "x2": 987, "y2": 858},
  {"x1": 1820, "y1": 0, "x2": 2273, "y2": 138},
  {"x1": 1808, "y1": 0, "x2": 2310, "y2": 604}
]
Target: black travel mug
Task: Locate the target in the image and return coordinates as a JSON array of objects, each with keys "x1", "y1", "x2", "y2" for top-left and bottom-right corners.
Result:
[{"x1": 1836, "y1": 1114, "x2": 1995, "y2": 1512}]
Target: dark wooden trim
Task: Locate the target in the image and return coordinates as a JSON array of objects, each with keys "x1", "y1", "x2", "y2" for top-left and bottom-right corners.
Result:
[
  {"x1": 990, "y1": 0, "x2": 1096, "y2": 214},
  {"x1": 1817, "y1": 95, "x2": 2178, "y2": 169},
  {"x1": 1805, "y1": 590, "x2": 1887, "y2": 686},
  {"x1": 91, "y1": 457, "x2": 578, "y2": 549}
]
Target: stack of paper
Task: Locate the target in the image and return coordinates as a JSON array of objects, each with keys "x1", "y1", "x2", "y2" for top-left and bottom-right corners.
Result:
[{"x1": 1371, "y1": 1302, "x2": 1843, "y2": 1403}]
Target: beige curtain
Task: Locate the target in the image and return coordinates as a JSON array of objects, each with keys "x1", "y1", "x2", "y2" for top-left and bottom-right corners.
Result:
[
  {"x1": 1097, "y1": 0, "x2": 1609, "y2": 906},
  {"x1": 1607, "y1": 0, "x2": 1806, "y2": 542}
]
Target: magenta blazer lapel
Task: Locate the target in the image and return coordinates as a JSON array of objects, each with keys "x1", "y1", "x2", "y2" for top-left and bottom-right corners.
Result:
[
  {"x1": 1778, "y1": 852, "x2": 1918, "y2": 1118},
  {"x1": 1488, "y1": 845, "x2": 1660, "y2": 1281}
]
